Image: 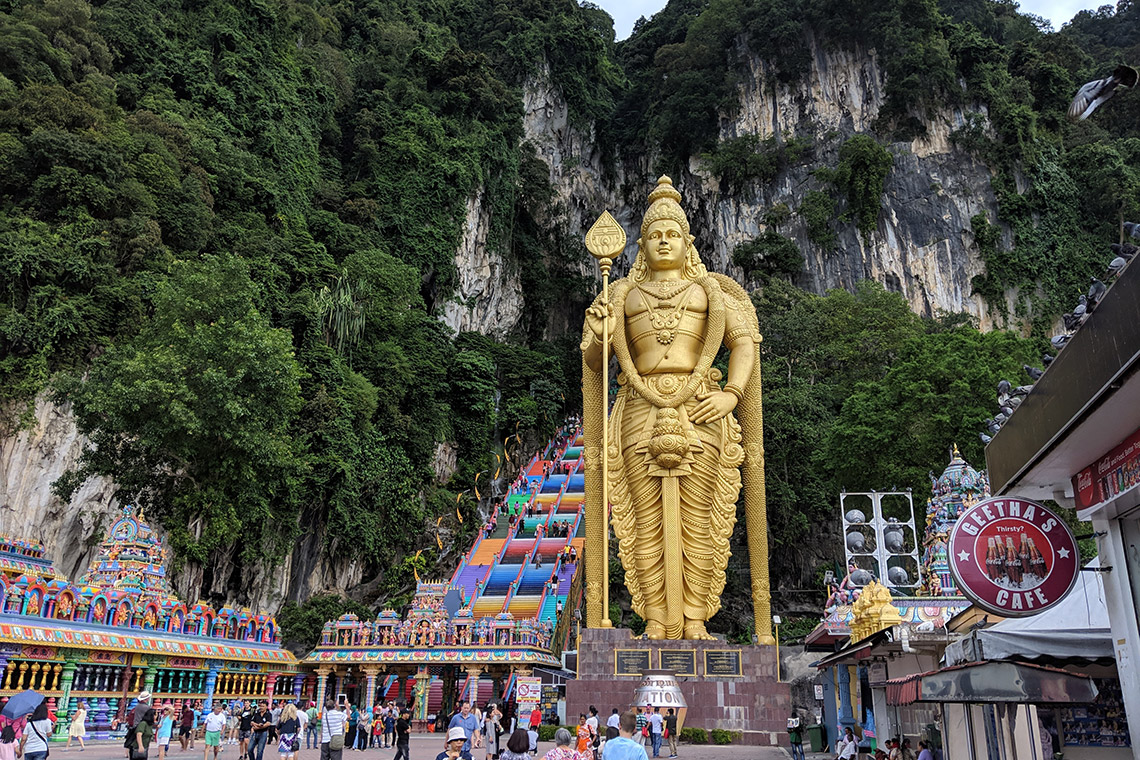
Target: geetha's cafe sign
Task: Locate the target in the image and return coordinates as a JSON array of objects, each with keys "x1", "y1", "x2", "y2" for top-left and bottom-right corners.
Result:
[{"x1": 947, "y1": 497, "x2": 1080, "y2": 617}]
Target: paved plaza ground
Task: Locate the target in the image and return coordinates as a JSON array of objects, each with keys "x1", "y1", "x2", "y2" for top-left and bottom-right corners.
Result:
[{"x1": 52, "y1": 737, "x2": 825, "y2": 760}]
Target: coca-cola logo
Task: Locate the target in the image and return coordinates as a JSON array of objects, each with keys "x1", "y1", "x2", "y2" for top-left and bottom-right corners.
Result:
[
  {"x1": 1077, "y1": 471, "x2": 1092, "y2": 491},
  {"x1": 948, "y1": 497, "x2": 1080, "y2": 617}
]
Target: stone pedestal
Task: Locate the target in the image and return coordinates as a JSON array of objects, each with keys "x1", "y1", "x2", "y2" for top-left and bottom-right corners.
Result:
[{"x1": 567, "y1": 628, "x2": 791, "y2": 747}]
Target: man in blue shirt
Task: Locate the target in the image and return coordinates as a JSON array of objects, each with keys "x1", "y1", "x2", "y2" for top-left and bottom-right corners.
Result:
[
  {"x1": 446, "y1": 701, "x2": 479, "y2": 759},
  {"x1": 603, "y1": 712, "x2": 649, "y2": 760}
]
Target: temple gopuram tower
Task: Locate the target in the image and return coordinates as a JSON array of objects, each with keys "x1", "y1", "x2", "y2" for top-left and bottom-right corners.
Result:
[{"x1": 919, "y1": 445, "x2": 990, "y2": 597}]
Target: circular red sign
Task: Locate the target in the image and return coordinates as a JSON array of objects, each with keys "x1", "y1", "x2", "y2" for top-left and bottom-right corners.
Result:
[{"x1": 947, "y1": 496, "x2": 1080, "y2": 617}]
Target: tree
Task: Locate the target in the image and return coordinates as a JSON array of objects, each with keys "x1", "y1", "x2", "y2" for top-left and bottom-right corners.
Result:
[{"x1": 58, "y1": 255, "x2": 304, "y2": 562}]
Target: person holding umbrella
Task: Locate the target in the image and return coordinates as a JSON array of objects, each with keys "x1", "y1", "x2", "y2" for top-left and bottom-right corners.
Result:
[{"x1": 19, "y1": 701, "x2": 55, "y2": 760}]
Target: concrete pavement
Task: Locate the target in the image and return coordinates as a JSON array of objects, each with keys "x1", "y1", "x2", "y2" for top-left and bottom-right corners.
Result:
[{"x1": 50, "y1": 736, "x2": 810, "y2": 759}]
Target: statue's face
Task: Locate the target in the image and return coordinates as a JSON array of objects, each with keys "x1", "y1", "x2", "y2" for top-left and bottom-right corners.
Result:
[{"x1": 643, "y1": 219, "x2": 686, "y2": 272}]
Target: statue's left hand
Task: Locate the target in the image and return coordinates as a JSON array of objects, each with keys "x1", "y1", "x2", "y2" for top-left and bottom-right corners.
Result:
[{"x1": 691, "y1": 390, "x2": 737, "y2": 424}]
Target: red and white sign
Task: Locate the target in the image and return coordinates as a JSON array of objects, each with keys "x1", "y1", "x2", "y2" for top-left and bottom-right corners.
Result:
[
  {"x1": 1072, "y1": 426, "x2": 1140, "y2": 512},
  {"x1": 517, "y1": 676, "x2": 542, "y2": 711},
  {"x1": 947, "y1": 497, "x2": 1079, "y2": 617}
]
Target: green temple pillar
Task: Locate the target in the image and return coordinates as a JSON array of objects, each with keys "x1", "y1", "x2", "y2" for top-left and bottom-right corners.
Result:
[
  {"x1": 413, "y1": 666, "x2": 429, "y2": 721},
  {"x1": 144, "y1": 660, "x2": 158, "y2": 694},
  {"x1": 52, "y1": 657, "x2": 80, "y2": 741}
]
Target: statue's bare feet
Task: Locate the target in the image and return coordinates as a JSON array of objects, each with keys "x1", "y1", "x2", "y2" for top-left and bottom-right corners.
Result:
[
  {"x1": 684, "y1": 620, "x2": 716, "y2": 640},
  {"x1": 645, "y1": 620, "x2": 666, "y2": 640}
]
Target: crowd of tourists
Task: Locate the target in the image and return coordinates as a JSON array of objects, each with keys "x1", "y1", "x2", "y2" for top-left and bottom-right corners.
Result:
[{"x1": 438, "y1": 700, "x2": 670, "y2": 760}]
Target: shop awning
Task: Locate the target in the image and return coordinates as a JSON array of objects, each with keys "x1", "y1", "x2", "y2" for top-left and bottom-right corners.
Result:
[
  {"x1": 944, "y1": 558, "x2": 1112, "y2": 665},
  {"x1": 885, "y1": 661, "x2": 1098, "y2": 706},
  {"x1": 535, "y1": 666, "x2": 576, "y2": 686},
  {"x1": 813, "y1": 637, "x2": 879, "y2": 669}
]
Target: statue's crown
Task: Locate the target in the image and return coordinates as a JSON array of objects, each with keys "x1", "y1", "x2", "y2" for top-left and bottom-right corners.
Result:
[{"x1": 640, "y1": 175, "x2": 690, "y2": 237}]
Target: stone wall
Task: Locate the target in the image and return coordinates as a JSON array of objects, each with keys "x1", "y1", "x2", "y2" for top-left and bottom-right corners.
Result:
[{"x1": 567, "y1": 628, "x2": 791, "y2": 746}]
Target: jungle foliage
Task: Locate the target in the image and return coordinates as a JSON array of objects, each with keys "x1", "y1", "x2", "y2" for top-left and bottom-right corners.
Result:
[
  {"x1": 0, "y1": 0, "x2": 609, "y2": 621},
  {"x1": 1, "y1": 0, "x2": 1137, "y2": 639}
]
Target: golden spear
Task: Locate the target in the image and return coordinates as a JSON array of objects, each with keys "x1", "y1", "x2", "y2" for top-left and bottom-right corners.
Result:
[{"x1": 585, "y1": 210, "x2": 625, "y2": 629}]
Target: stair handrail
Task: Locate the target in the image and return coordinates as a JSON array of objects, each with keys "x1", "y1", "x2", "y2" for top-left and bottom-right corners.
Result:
[{"x1": 500, "y1": 672, "x2": 518, "y2": 703}]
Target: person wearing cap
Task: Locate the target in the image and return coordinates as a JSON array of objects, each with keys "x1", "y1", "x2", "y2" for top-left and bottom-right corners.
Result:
[
  {"x1": 392, "y1": 708, "x2": 410, "y2": 760},
  {"x1": 130, "y1": 693, "x2": 153, "y2": 731},
  {"x1": 122, "y1": 692, "x2": 153, "y2": 760},
  {"x1": 437, "y1": 727, "x2": 467, "y2": 760}
]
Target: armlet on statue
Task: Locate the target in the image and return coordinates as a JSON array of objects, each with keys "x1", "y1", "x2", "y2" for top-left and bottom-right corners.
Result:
[{"x1": 724, "y1": 325, "x2": 756, "y2": 344}]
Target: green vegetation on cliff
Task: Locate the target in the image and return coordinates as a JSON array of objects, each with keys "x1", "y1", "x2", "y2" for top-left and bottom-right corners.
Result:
[
  {"x1": 1, "y1": 0, "x2": 1137, "y2": 636},
  {"x1": 0, "y1": 0, "x2": 613, "y2": 608}
]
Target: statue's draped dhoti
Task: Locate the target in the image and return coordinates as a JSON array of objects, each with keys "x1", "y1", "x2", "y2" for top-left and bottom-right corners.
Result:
[{"x1": 608, "y1": 371, "x2": 743, "y2": 639}]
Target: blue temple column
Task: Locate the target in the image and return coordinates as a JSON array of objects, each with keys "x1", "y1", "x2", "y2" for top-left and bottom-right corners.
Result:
[
  {"x1": 203, "y1": 661, "x2": 221, "y2": 710},
  {"x1": 837, "y1": 665, "x2": 855, "y2": 732},
  {"x1": 314, "y1": 667, "x2": 331, "y2": 710},
  {"x1": 362, "y1": 666, "x2": 379, "y2": 715},
  {"x1": 464, "y1": 665, "x2": 482, "y2": 706}
]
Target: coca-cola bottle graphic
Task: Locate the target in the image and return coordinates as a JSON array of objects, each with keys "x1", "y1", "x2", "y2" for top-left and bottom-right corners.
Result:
[
  {"x1": 1028, "y1": 537, "x2": 1048, "y2": 577},
  {"x1": 985, "y1": 537, "x2": 1003, "y2": 581},
  {"x1": 1004, "y1": 537, "x2": 1023, "y2": 586},
  {"x1": 1019, "y1": 534, "x2": 1032, "y2": 576}
]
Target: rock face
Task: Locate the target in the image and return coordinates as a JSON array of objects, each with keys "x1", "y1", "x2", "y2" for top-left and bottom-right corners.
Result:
[
  {"x1": 0, "y1": 397, "x2": 119, "y2": 581},
  {"x1": 0, "y1": 395, "x2": 372, "y2": 614},
  {"x1": 459, "y1": 36, "x2": 1007, "y2": 335},
  {"x1": 439, "y1": 188, "x2": 526, "y2": 339}
]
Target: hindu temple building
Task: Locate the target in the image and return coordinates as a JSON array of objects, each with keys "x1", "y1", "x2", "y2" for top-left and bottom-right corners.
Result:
[
  {"x1": 0, "y1": 507, "x2": 297, "y2": 740},
  {"x1": 302, "y1": 425, "x2": 583, "y2": 724}
]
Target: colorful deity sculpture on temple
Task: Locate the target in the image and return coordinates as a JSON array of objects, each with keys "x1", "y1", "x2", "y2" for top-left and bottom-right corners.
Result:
[
  {"x1": 79, "y1": 507, "x2": 177, "y2": 602},
  {"x1": 918, "y1": 445, "x2": 990, "y2": 596}
]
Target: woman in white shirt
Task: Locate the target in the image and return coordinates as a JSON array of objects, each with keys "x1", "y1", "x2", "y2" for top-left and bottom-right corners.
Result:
[{"x1": 20, "y1": 701, "x2": 55, "y2": 760}]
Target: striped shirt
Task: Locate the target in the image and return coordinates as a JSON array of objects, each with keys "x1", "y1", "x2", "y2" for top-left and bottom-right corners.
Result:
[{"x1": 321, "y1": 710, "x2": 347, "y2": 744}]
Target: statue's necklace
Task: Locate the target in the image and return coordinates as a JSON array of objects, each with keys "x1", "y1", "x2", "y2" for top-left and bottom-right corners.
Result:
[{"x1": 637, "y1": 280, "x2": 695, "y2": 344}]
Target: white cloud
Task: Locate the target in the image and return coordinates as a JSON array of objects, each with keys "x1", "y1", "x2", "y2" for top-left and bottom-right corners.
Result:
[
  {"x1": 592, "y1": 0, "x2": 668, "y2": 40},
  {"x1": 1017, "y1": 0, "x2": 1107, "y2": 27}
]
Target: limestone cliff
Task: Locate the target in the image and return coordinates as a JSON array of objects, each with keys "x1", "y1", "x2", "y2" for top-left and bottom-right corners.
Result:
[
  {"x1": 0, "y1": 397, "x2": 118, "y2": 581},
  {"x1": 452, "y1": 36, "x2": 1009, "y2": 335},
  {"x1": 0, "y1": 395, "x2": 371, "y2": 614}
]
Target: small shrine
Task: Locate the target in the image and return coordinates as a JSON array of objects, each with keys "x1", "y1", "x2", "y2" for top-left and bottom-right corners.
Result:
[{"x1": 810, "y1": 447, "x2": 985, "y2": 648}]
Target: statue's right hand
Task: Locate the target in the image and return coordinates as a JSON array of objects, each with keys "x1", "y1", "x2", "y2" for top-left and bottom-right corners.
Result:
[{"x1": 585, "y1": 301, "x2": 615, "y2": 340}]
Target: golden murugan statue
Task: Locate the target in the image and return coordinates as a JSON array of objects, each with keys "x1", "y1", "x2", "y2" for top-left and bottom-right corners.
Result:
[{"x1": 581, "y1": 177, "x2": 774, "y2": 642}]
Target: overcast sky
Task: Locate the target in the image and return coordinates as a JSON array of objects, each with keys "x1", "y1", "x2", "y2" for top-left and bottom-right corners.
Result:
[{"x1": 594, "y1": 0, "x2": 1109, "y2": 40}]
